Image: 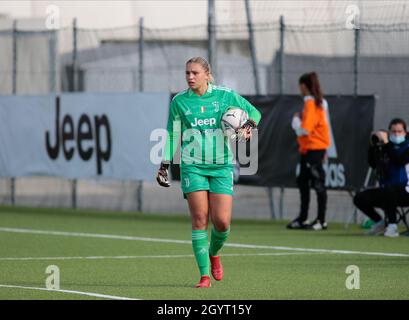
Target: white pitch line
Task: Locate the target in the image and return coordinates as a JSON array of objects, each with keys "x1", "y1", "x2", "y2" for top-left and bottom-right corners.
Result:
[
  {"x1": 0, "y1": 227, "x2": 191, "y2": 244},
  {"x1": 0, "y1": 227, "x2": 408, "y2": 258},
  {"x1": 0, "y1": 284, "x2": 138, "y2": 300},
  {"x1": 0, "y1": 254, "x2": 194, "y2": 261},
  {"x1": 0, "y1": 252, "x2": 312, "y2": 262}
]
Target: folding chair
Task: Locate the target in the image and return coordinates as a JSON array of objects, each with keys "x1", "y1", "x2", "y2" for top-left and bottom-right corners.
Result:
[{"x1": 396, "y1": 206, "x2": 409, "y2": 235}]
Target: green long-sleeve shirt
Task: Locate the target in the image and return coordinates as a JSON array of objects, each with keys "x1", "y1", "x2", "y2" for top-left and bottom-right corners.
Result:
[{"x1": 164, "y1": 83, "x2": 261, "y2": 169}]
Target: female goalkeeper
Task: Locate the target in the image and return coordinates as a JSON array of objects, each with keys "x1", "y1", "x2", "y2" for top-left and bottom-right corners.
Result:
[{"x1": 156, "y1": 57, "x2": 261, "y2": 288}]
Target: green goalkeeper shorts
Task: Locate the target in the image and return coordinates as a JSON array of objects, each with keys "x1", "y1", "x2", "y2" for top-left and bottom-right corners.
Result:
[{"x1": 180, "y1": 165, "x2": 234, "y2": 196}]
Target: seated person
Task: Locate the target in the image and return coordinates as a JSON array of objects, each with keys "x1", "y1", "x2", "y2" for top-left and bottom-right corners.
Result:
[{"x1": 353, "y1": 118, "x2": 409, "y2": 237}]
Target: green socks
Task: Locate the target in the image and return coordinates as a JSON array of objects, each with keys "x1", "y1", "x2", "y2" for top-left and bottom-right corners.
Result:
[
  {"x1": 192, "y1": 227, "x2": 231, "y2": 276},
  {"x1": 209, "y1": 227, "x2": 230, "y2": 257},
  {"x1": 192, "y1": 230, "x2": 210, "y2": 277}
]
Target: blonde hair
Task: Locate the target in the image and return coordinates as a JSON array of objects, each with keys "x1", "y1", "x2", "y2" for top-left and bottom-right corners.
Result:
[{"x1": 186, "y1": 57, "x2": 214, "y2": 83}]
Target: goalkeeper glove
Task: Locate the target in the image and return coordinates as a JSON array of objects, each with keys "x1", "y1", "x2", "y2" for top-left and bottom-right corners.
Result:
[
  {"x1": 237, "y1": 119, "x2": 257, "y2": 142},
  {"x1": 241, "y1": 119, "x2": 257, "y2": 130},
  {"x1": 156, "y1": 162, "x2": 171, "y2": 187}
]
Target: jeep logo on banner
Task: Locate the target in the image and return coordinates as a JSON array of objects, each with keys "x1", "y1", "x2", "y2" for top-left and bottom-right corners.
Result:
[{"x1": 45, "y1": 96, "x2": 112, "y2": 175}]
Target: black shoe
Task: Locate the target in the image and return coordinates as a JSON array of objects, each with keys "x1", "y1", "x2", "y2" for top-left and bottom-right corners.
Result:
[
  {"x1": 286, "y1": 218, "x2": 310, "y2": 230},
  {"x1": 306, "y1": 219, "x2": 328, "y2": 231}
]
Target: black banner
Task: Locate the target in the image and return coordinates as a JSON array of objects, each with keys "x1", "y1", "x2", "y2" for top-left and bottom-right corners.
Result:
[
  {"x1": 239, "y1": 95, "x2": 375, "y2": 190},
  {"x1": 170, "y1": 95, "x2": 375, "y2": 191}
]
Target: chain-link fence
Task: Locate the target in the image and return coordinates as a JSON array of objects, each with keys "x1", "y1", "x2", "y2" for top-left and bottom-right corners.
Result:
[
  {"x1": 1, "y1": 10, "x2": 409, "y2": 222},
  {"x1": 1, "y1": 19, "x2": 408, "y2": 124}
]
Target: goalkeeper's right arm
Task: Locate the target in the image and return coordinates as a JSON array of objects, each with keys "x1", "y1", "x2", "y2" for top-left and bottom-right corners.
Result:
[
  {"x1": 157, "y1": 98, "x2": 181, "y2": 188},
  {"x1": 156, "y1": 162, "x2": 171, "y2": 187}
]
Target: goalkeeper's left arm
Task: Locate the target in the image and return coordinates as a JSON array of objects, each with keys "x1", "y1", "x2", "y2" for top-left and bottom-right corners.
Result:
[{"x1": 234, "y1": 93, "x2": 261, "y2": 141}]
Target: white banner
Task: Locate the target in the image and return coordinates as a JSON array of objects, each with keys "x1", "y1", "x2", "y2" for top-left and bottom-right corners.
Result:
[{"x1": 0, "y1": 92, "x2": 169, "y2": 181}]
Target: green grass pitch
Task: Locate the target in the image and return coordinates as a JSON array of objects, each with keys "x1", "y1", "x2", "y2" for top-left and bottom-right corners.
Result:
[{"x1": 0, "y1": 206, "x2": 408, "y2": 300}]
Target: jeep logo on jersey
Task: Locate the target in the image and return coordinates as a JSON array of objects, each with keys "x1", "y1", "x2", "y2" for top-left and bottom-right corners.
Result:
[{"x1": 190, "y1": 117, "x2": 216, "y2": 127}]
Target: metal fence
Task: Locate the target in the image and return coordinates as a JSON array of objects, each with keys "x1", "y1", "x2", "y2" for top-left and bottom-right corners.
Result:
[
  {"x1": 1, "y1": 19, "x2": 408, "y2": 124},
  {"x1": 1, "y1": 14, "x2": 409, "y2": 221}
]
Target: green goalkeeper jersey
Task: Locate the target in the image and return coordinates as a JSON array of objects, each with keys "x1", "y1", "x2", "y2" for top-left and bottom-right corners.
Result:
[{"x1": 163, "y1": 83, "x2": 261, "y2": 169}]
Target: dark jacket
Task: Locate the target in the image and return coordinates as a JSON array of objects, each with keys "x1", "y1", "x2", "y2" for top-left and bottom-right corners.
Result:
[{"x1": 368, "y1": 136, "x2": 409, "y2": 187}]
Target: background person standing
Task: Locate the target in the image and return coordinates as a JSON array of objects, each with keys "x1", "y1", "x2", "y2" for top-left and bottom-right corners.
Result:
[{"x1": 287, "y1": 72, "x2": 331, "y2": 231}]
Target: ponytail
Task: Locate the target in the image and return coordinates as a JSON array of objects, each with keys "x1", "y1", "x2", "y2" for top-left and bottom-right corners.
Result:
[{"x1": 299, "y1": 72, "x2": 324, "y2": 107}]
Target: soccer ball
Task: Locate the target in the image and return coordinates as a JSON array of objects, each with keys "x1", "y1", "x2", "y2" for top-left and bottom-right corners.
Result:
[{"x1": 221, "y1": 108, "x2": 249, "y2": 133}]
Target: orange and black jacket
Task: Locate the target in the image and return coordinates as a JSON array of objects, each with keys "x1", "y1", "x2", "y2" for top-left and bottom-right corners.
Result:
[{"x1": 297, "y1": 96, "x2": 331, "y2": 154}]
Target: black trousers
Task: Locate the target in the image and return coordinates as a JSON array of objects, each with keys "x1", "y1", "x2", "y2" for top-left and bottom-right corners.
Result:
[
  {"x1": 297, "y1": 150, "x2": 327, "y2": 222},
  {"x1": 353, "y1": 184, "x2": 409, "y2": 223}
]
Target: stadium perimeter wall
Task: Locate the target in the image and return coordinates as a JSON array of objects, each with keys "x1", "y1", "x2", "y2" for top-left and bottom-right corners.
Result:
[{"x1": 0, "y1": 177, "x2": 358, "y2": 224}]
